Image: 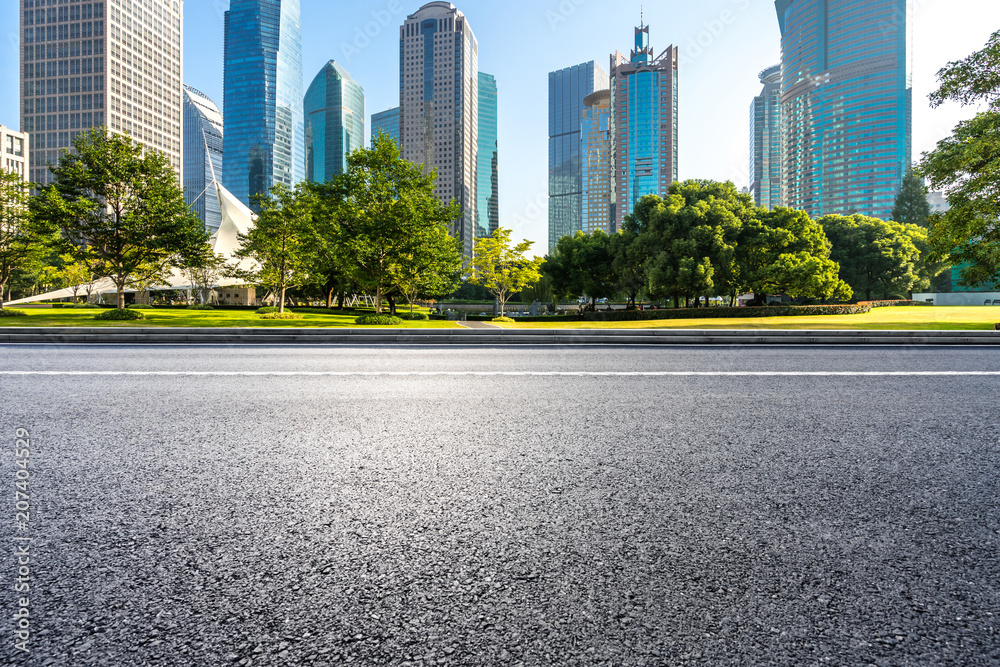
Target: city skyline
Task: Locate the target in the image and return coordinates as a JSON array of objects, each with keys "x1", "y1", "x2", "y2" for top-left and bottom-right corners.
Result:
[{"x1": 4, "y1": 0, "x2": 999, "y2": 255}]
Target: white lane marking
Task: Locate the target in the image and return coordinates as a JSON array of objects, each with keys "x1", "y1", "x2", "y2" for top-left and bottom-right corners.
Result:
[{"x1": 0, "y1": 371, "x2": 998, "y2": 377}]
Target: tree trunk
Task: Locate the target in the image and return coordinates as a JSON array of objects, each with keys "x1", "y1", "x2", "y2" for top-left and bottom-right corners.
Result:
[
  {"x1": 387, "y1": 296, "x2": 397, "y2": 316},
  {"x1": 326, "y1": 287, "x2": 334, "y2": 310},
  {"x1": 117, "y1": 284, "x2": 126, "y2": 310},
  {"x1": 375, "y1": 285, "x2": 382, "y2": 314},
  {"x1": 278, "y1": 285, "x2": 287, "y2": 314},
  {"x1": 337, "y1": 291, "x2": 346, "y2": 310}
]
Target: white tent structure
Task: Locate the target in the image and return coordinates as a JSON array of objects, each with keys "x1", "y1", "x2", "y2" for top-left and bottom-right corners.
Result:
[{"x1": 7, "y1": 181, "x2": 258, "y2": 306}]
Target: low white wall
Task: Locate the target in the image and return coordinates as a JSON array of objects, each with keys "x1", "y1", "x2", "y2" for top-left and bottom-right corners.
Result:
[{"x1": 913, "y1": 292, "x2": 1000, "y2": 306}]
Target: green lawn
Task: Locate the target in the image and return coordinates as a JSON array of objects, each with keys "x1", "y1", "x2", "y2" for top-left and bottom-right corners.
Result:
[
  {"x1": 501, "y1": 306, "x2": 1000, "y2": 331},
  {"x1": 0, "y1": 307, "x2": 460, "y2": 329}
]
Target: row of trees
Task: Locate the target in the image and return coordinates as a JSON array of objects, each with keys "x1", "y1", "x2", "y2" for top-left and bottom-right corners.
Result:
[{"x1": 543, "y1": 180, "x2": 945, "y2": 309}]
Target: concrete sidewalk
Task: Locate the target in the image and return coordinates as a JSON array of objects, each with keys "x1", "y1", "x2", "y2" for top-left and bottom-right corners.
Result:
[{"x1": 0, "y1": 327, "x2": 998, "y2": 345}]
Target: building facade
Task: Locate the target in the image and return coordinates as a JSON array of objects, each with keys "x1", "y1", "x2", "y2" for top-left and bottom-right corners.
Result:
[
  {"x1": 371, "y1": 107, "x2": 400, "y2": 146},
  {"x1": 399, "y1": 2, "x2": 479, "y2": 258},
  {"x1": 304, "y1": 61, "x2": 365, "y2": 183},
  {"x1": 610, "y1": 24, "x2": 679, "y2": 231},
  {"x1": 223, "y1": 0, "x2": 304, "y2": 207},
  {"x1": 19, "y1": 0, "x2": 183, "y2": 185},
  {"x1": 476, "y1": 72, "x2": 498, "y2": 239},
  {"x1": 0, "y1": 127, "x2": 29, "y2": 181},
  {"x1": 182, "y1": 86, "x2": 223, "y2": 233},
  {"x1": 749, "y1": 65, "x2": 782, "y2": 210},
  {"x1": 580, "y1": 90, "x2": 612, "y2": 234},
  {"x1": 775, "y1": 0, "x2": 912, "y2": 220},
  {"x1": 548, "y1": 61, "x2": 608, "y2": 251}
]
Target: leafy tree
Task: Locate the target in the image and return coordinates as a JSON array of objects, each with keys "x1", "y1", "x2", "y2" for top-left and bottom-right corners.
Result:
[
  {"x1": 318, "y1": 135, "x2": 461, "y2": 314},
  {"x1": 56, "y1": 253, "x2": 92, "y2": 302},
  {"x1": 892, "y1": 167, "x2": 931, "y2": 228},
  {"x1": 737, "y1": 208, "x2": 852, "y2": 304},
  {"x1": 543, "y1": 230, "x2": 615, "y2": 310},
  {"x1": 820, "y1": 215, "x2": 921, "y2": 301},
  {"x1": 395, "y1": 222, "x2": 462, "y2": 314},
  {"x1": 610, "y1": 220, "x2": 646, "y2": 309},
  {"x1": 31, "y1": 128, "x2": 207, "y2": 309},
  {"x1": 231, "y1": 183, "x2": 314, "y2": 313},
  {"x1": 919, "y1": 30, "x2": 1000, "y2": 288},
  {"x1": 0, "y1": 171, "x2": 49, "y2": 309},
  {"x1": 467, "y1": 228, "x2": 544, "y2": 317},
  {"x1": 183, "y1": 248, "x2": 228, "y2": 305}
]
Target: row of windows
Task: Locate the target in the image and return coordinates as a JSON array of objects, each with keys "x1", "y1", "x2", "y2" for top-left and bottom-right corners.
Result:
[
  {"x1": 23, "y1": 3, "x2": 104, "y2": 25},
  {"x1": 23, "y1": 39, "x2": 104, "y2": 61},
  {"x1": 24, "y1": 22, "x2": 104, "y2": 43},
  {"x1": 24, "y1": 59, "x2": 103, "y2": 78}
]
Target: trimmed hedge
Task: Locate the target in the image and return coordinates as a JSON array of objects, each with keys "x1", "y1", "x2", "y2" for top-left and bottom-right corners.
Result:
[
  {"x1": 259, "y1": 312, "x2": 303, "y2": 320},
  {"x1": 492, "y1": 316, "x2": 515, "y2": 323},
  {"x1": 355, "y1": 314, "x2": 402, "y2": 326},
  {"x1": 857, "y1": 300, "x2": 931, "y2": 308},
  {"x1": 0, "y1": 309, "x2": 28, "y2": 317},
  {"x1": 511, "y1": 315, "x2": 585, "y2": 323},
  {"x1": 95, "y1": 308, "x2": 145, "y2": 321},
  {"x1": 256, "y1": 306, "x2": 281, "y2": 314},
  {"x1": 397, "y1": 312, "x2": 430, "y2": 321},
  {"x1": 579, "y1": 299, "x2": 928, "y2": 322},
  {"x1": 186, "y1": 305, "x2": 215, "y2": 310},
  {"x1": 128, "y1": 305, "x2": 156, "y2": 310}
]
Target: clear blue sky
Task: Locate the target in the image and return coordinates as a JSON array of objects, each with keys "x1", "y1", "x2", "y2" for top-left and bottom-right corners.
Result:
[{"x1": 1, "y1": 0, "x2": 997, "y2": 254}]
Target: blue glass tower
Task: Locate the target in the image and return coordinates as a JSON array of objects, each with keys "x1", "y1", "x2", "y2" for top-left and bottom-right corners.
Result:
[
  {"x1": 304, "y1": 61, "x2": 365, "y2": 183},
  {"x1": 223, "y1": 0, "x2": 304, "y2": 207},
  {"x1": 610, "y1": 23, "x2": 679, "y2": 230},
  {"x1": 775, "y1": 0, "x2": 912, "y2": 220},
  {"x1": 477, "y1": 72, "x2": 499, "y2": 239},
  {"x1": 371, "y1": 107, "x2": 400, "y2": 146},
  {"x1": 183, "y1": 86, "x2": 224, "y2": 233},
  {"x1": 548, "y1": 61, "x2": 609, "y2": 251},
  {"x1": 749, "y1": 65, "x2": 782, "y2": 210}
]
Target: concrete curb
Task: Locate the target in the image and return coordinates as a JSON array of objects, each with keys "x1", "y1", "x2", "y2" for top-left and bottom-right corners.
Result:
[{"x1": 0, "y1": 328, "x2": 998, "y2": 346}]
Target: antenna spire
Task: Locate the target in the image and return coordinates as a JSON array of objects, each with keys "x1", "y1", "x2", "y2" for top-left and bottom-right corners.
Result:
[{"x1": 641, "y1": 5, "x2": 644, "y2": 28}]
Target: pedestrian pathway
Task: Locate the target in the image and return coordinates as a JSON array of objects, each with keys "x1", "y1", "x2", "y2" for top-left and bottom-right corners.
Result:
[{"x1": 456, "y1": 321, "x2": 502, "y2": 330}]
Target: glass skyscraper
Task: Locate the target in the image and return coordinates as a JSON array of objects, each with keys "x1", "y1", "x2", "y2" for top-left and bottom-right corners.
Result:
[
  {"x1": 304, "y1": 61, "x2": 365, "y2": 183},
  {"x1": 581, "y1": 90, "x2": 613, "y2": 234},
  {"x1": 183, "y1": 86, "x2": 224, "y2": 233},
  {"x1": 371, "y1": 107, "x2": 400, "y2": 146},
  {"x1": 775, "y1": 0, "x2": 912, "y2": 220},
  {"x1": 548, "y1": 61, "x2": 608, "y2": 251},
  {"x1": 476, "y1": 72, "x2": 499, "y2": 239},
  {"x1": 19, "y1": 0, "x2": 183, "y2": 185},
  {"x1": 223, "y1": 0, "x2": 304, "y2": 207},
  {"x1": 399, "y1": 3, "x2": 479, "y2": 259},
  {"x1": 749, "y1": 65, "x2": 782, "y2": 210},
  {"x1": 610, "y1": 24, "x2": 679, "y2": 230}
]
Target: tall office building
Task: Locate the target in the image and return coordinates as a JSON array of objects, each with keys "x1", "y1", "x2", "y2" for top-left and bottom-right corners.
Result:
[
  {"x1": 399, "y1": 2, "x2": 480, "y2": 258},
  {"x1": 749, "y1": 65, "x2": 782, "y2": 210},
  {"x1": 775, "y1": 0, "x2": 912, "y2": 220},
  {"x1": 581, "y1": 90, "x2": 612, "y2": 234},
  {"x1": 476, "y1": 72, "x2": 499, "y2": 239},
  {"x1": 182, "y1": 86, "x2": 223, "y2": 233},
  {"x1": 371, "y1": 107, "x2": 400, "y2": 146},
  {"x1": 1, "y1": 126, "x2": 30, "y2": 182},
  {"x1": 304, "y1": 61, "x2": 365, "y2": 183},
  {"x1": 548, "y1": 61, "x2": 608, "y2": 251},
  {"x1": 223, "y1": 0, "x2": 304, "y2": 207},
  {"x1": 610, "y1": 23, "x2": 679, "y2": 230},
  {"x1": 19, "y1": 0, "x2": 183, "y2": 185}
]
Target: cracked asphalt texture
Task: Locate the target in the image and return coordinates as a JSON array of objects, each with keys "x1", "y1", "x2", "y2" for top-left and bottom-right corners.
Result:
[{"x1": 2, "y1": 345, "x2": 1000, "y2": 666}]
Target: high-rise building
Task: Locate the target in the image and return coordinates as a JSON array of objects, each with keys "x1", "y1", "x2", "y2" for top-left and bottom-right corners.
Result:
[
  {"x1": 749, "y1": 65, "x2": 782, "y2": 210},
  {"x1": 19, "y1": 0, "x2": 183, "y2": 185},
  {"x1": 223, "y1": 0, "x2": 304, "y2": 207},
  {"x1": 371, "y1": 107, "x2": 400, "y2": 146},
  {"x1": 581, "y1": 90, "x2": 613, "y2": 234},
  {"x1": 1, "y1": 126, "x2": 29, "y2": 182},
  {"x1": 183, "y1": 86, "x2": 224, "y2": 233},
  {"x1": 476, "y1": 72, "x2": 499, "y2": 239},
  {"x1": 548, "y1": 61, "x2": 608, "y2": 251},
  {"x1": 775, "y1": 0, "x2": 912, "y2": 220},
  {"x1": 610, "y1": 23, "x2": 679, "y2": 231},
  {"x1": 304, "y1": 61, "x2": 365, "y2": 183},
  {"x1": 399, "y1": 2, "x2": 479, "y2": 258}
]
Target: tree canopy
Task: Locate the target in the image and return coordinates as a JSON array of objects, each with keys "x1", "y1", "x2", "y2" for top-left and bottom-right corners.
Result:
[
  {"x1": 0, "y1": 171, "x2": 49, "y2": 309},
  {"x1": 820, "y1": 214, "x2": 921, "y2": 301},
  {"x1": 468, "y1": 228, "x2": 543, "y2": 317}
]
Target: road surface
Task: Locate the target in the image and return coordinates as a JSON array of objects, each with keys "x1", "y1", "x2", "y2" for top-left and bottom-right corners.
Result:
[{"x1": 2, "y1": 345, "x2": 999, "y2": 665}]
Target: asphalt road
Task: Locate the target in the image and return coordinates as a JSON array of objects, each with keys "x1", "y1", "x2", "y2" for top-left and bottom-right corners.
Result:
[{"x1": 2, "y1": 345, "x2": 999, "y2": 666}]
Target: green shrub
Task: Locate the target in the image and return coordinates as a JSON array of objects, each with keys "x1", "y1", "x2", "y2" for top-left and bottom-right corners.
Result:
[
  {"x1": 95, "y1": 308, "x2": 145, "y2": 321},
  {"x1": 0, "y1": 309, "x2": 28, "y2": 317},
  {"x1": 492, "y1": 316, "x2": 515, "y2": 323},
  {"x1": 128, "y1": 305, "x2": 156, "y2": 310},
  {"x1": 355, "y1": 314, "x2": 402, "y2": 326},
  {"x1": 397, "y1": 312, "x2": 429, "y2": 321},
  {"x1": 259, "y1": 312, "x2": 303, "y2": 320},
  {"x1": 857, "y1": 300, "x2": 930, "y2": 308},
  {"x1": 187, "y1": 304, "x2": 215, "y2": 311},
  {"x1": 581, "y1": 304, "x2": 872, "y2": 322},
  {"x1": 256, "y1": 306, "x2": 281, "y2": 314},
  {"x1": 73, "y1": 303, "x2": 94, "y2": 309}
]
